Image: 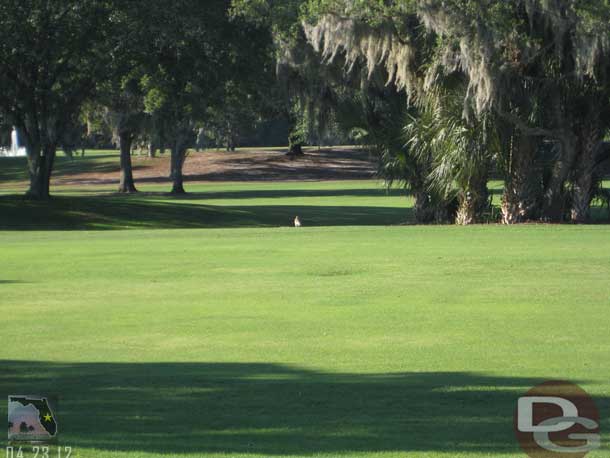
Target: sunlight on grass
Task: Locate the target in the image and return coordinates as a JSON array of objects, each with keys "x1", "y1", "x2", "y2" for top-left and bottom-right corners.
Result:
[
  {"x1": 1, "y1": 225, "x2": 610, "y2": 457},
  {"x1": 1, "y1": 153, "x2": 609, "y2": 457}
]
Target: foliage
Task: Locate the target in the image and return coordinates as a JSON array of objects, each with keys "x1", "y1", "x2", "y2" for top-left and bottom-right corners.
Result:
[
  {"x1": 0, "y1": 0, "x2": 114, "y2": 199},
  {"x1": 2, "y1": 0, "x2": 610, "y2": 222},
  {"x1": 298, "y1": 0, "x2": 610, "y2": 223}
]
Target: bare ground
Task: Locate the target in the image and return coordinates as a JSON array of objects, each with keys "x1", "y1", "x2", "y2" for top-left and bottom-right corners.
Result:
[{"x1": 55, "y1": 147, "x2": 377, "y2": 187}]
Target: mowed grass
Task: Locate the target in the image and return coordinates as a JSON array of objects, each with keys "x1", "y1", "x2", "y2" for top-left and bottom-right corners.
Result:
[
  {"x1": 1, "y1": 154, "x2": 610, "y2": 457},
  {"x1": 0, "y1": 181, "x2": 415, "y2": 230},
  {"x1": 0, "y1": 150, "x2": 417, "y2": 229}
]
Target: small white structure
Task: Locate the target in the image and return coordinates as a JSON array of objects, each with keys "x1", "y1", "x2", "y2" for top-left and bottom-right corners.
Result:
[
  {"x1": 0, "y1": 127, "x2": 27, "y2": 157},
  {"x1": 294, "y1": 216, "x2": 302, "y2": 227}
]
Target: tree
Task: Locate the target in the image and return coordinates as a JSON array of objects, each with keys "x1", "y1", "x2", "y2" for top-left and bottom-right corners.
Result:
[
  {"x1": 233, "y1": 0, "x2": 316, "y2": 154},
  {"x1": 408, "y1": 0, "x2": 610, "y2": 223},
  {"x1": 102, "y1": 76, "x2": 146, "y2": 193},
  {"x1": 204, "y1": 13, "x2": 278, "y2": 152},
  {"x1": 136, "y1": 0, "x2": 236, "y2": 194},
  {"x1": 302, "y1": 0, "x2": 610, "y2": 224},
  {"x1": 406, "y1": 86, "x2": 495, "y2": 225},
  {"x1": 301, "y1": 3, "x2": 471, "y2": 222},
  {"x1": 0, "y1": 0, "x2": 113, "y2": 199},
  {"x1": 100, "y1": 0, "x2": 156, "y2": 193}
]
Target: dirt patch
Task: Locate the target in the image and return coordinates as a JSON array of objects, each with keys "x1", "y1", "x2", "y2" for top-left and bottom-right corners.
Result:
[{"x1": 53, "y1": 147, "x2": 377, "y2": 187}]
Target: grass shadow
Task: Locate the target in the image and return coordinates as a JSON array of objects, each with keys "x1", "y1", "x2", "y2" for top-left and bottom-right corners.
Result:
[
  {"x1": 0, "y1": 154, "x2": 139, "y2": 184},
  {"x1": 1, "y1": 360, "x2": 590, "y2": 456},
  {"x1": 3, "y1": 191, "x2": 610, "y2": 229},
  {"x1": 0, "y1": 195, "x2": 413, "y2": 230},
  {"x1": 170, "y1": 188, "x2": 406, "y2": 200}
]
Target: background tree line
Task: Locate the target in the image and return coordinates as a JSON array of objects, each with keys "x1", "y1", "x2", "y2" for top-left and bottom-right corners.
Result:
[
  {"x1": 0, "y1": 0, "x2": 345, "y2": 198},
  {"x1": 235, "y1": 0, "x2": 610, "y2": 224},
  {"x1": 1, "y1": 0, "x2": 610, "y2": 224}
]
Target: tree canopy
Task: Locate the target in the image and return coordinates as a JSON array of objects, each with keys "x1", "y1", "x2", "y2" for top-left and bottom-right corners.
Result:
[{"x1": 1, "y1": 0, "x2": 610, "y2": 223}]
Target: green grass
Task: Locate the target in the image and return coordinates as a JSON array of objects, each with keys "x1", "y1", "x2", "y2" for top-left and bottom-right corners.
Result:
[
  {"x1": 2, "y1": 225, "x2": 610, "y2": 458},
  {"x1": 0, "y1": 150, "x2": 120, "y2": 185},
  {"x1": 0, "y1": 181, "x2": 414, "y2": 230},
  {"x1": 1, "y1": 155, "x2": 610, "y2": 457}
]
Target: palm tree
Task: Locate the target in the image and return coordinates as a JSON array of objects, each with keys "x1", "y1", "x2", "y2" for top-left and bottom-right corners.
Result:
[{"x1": 406, "y1": 85, "x2": 495, "y2": 225}]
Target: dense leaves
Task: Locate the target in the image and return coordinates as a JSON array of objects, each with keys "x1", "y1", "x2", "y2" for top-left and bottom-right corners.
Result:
[
  {"x1": 299, "y1": 0, "x2": 610, "y2": 223},
  {"x1": 0, "y1": 0, "x2": 114, "y2": 199},
  {"x1": 1, "y1": 0, "x2": 609, "y2": 223}
]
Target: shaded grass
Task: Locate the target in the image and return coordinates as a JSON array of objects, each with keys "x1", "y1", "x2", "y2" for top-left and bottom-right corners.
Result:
[
  {"x1": 0, "y1": 182, "x2": 413, "y2": 230},
  {"x1": 0, "y1": 150, "x2": 120, "y2": 184},
  {"x1": 2, "y1": 181, "x2": 609, "y2": 229},
  {"x1": 1, "y1": 151, "x2": 608, "y2": 226},
  {"x1": 0, "y1": 361, "x2": 562, "y2": 457}
]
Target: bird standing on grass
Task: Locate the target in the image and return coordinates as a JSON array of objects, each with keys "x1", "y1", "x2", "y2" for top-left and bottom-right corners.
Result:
[{"x1": 294, "y1": 216, "x2": 302, "y2": 227}]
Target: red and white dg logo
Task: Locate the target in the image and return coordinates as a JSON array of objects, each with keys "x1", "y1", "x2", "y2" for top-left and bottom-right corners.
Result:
[{"x1": 515, "y1": 381, "x2": 601, "y2": 458}]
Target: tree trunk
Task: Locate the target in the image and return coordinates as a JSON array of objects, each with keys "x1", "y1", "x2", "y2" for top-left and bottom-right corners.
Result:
[
  {"x1": 540, "y1": 135, "x2": 577, "y2": 222},
  {"x1": 26, "y1": 143, "x2": 55, "y2": 200},
  {"x1": 456, "y1": 197, "x2": 477, "y2": 226},
  {"x1": 148, "y1": 142, "x2": 156, "y2": 158},
  {"x1": 167, "y1": 124, "x2": 194, "y2": 193},
  {"x1": 501, "y1": 133, "x2": 542, "y2": 224},
  {"x1": 414, "y1": 191, "x2": 435, "y2": 224},
  {"x1": 228, "y1": 137, "x2": 236, "y2": 152},
  {"x1": 42, "y1": 145, "x2": 56, "y2": 199},
  {"x1": 571, "y1": 118, "x2": 602, "y2": 224},
  {"x1": 413, "y1": 191, "x2": 455, "y2": 224},
  {"x1": 118, "y1": 132, "x2": 137, "y2": 193},
  {"x1": 288, "y1": 116, "x2": 304, "y2": 156},
  {"x1": 456, "y1": 173, "x2": 490, "y2": 225},
  {"x1": 289, "y1": 143, "x2": 303, "y2": 155},
  {"x1": 196, "y1": 128, "x2": 205, "y2": 152},
  {"x1": 158, "y1": 129, "x2": 166, "y2": 155},
  {"x1": 170, "y1": 143, "x2": 187, "y2": 194}
]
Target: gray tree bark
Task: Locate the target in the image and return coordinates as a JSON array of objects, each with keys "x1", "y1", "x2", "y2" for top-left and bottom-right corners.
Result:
[
  {"x1": 26, "y1": 144, "x2": 56, "y2": 200},
  {"x1": 170, "y1": 145, "x2": 186, "y2": 194},
  {"x1": 118, "y1": 131, "x2": 138, "y2": 193},
  {"x1": 170, "y1": 132, "x2": 191, "y2": 194},
  {"x1": 22, "y1": 123, "x2": 56, "y2": 201},
  {"x1": 148, "y1": 142, "x2": 156, "y2": 158}
]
